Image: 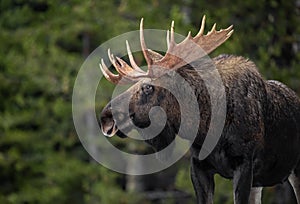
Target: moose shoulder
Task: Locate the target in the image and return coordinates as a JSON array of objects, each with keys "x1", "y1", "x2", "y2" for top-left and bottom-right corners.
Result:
[{"x1": 99, "y1": 16, "x2": 300, "y2": 204}]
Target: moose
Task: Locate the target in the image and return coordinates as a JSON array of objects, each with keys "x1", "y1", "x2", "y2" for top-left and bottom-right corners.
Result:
[{"x1": 99, "y1": 16, "x2": 300, "y2": 204}]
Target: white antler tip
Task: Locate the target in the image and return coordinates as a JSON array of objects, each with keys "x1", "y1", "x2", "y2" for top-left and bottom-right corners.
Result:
[
  {"x1": 199, "y1": 15, "x2": 206, "y2": 35},
  {"x1": 140, "y1": 18, "x2": 144, "y2": 29},
  {"x1": 227, "y1": 25, "x2": 234, "y2": 30},
  {"x1": 227, "y1": 29, "x2": 234, "y2": 36},
  {"x1": 202, "y1": 15, "x2": 206, "y2": 24},
  {"x1": 210, "y1": 23, "x2": 217, "y2": 33}
]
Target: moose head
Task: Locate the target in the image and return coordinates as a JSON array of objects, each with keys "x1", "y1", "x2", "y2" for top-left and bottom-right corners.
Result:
[{"x1": 99, "y1": 16, "x2": 233, "y2": 152}]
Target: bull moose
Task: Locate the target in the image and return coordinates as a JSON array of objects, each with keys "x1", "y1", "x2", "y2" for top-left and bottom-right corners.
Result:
[{"x1": 99, "y1": 16, "x2": 300, "y2": 204}]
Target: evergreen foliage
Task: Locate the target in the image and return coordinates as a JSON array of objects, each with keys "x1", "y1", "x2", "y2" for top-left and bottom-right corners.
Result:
[{"x1": 0, "y1": 0, "x2": 299, "y2": 203}]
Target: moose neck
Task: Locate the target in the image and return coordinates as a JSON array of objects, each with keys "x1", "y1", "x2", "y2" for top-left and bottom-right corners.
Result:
[{"x1": 160, "y1": 64, "x2": 213, "y2": 146}]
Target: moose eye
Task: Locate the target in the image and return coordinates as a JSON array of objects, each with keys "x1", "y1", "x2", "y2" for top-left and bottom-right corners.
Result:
[{"x1": 142, "y1": 84, "x2": 154, "y2": 95}]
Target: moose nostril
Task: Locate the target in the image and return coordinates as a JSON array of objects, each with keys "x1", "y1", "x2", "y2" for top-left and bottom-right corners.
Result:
[
  {"x1": 100, "y1": 107, "x2": 113, "y2": 130},
  {"x1": 130, "y1": 113, "x2": 135, "y2": 120},
  {"x1": 101, "y1": 108, "x2": 113, "y2": 121}
]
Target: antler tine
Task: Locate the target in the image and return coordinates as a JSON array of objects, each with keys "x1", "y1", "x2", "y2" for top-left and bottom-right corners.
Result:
[
  {"x1": 115, "y1": 57, "x2": 134, "y2": 76},
  {"x1": 107, "y1": 47, "x2": 150, "y2": 79},
  {"x1": 140, "y1": 18, "x2": 153, "y2": 67},
  {"x1": 169, "y1": 21, "x2": 175, "y2": 48},
  {"x1": 107, "y1": 49, "x2": 133, "y2": 76},
  {"x1": 198, "y1": 15, "x2": 206, "y2": 36},
  {"x1": 227, "y1": 27, "x2": 234, "y2": 36},
  {"x1": 108, "y1": 49, "x2": 119, "y2": 70},
  {"x1": 166, "y1": 30, "x2": 170, "y2": 49},
  {"x1": 125, "y1": 40, "x2": 145, "y2": 73},
  {"x1": 224, "y1": 25, "x2": 234, "y2": 35},
  {"x1": 99, "y1": 59, "x2": 122, "y2": 84},
  {"x1": 182, "y1": 31, "x2": 192, "y2": 43},
  {"x1": 108, "y1": 49, "x2": 134, "y2": 77},
  {"x1": 208, "y1": 23, "x2": 217, "y2": 34},
  {"x1": 115, "y1": 57, "x2": 139, "y2": 76}
]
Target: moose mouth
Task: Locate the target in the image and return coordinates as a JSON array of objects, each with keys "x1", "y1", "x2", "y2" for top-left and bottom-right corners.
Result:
[
  {"x1": 101, "y1": 120, "x2": 118, "y2": 137},
  {"x1": 100, "y1": 106, "x2": 135, "y2": 138},
  {"x1": 101, "y1": 113, "x2": 135, "y2": 138},
  {"x1": 102, "y1": 121, "x2": 131, "y2": 138}
]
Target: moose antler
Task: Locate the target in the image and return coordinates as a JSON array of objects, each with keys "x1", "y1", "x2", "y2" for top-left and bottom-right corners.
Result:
[{"x1": 99, "y1": 15, "x2": 234, "y2": 84}]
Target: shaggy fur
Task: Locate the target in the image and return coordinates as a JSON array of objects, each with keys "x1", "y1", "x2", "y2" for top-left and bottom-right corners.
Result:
[{"x1": 100, "y1": 54, "x2": 300, "y2": 204}]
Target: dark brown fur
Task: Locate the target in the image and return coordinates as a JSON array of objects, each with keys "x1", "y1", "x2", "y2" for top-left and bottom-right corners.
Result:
[{"x1": 100, "y1": 54, "x2": 300, "y2": 204}]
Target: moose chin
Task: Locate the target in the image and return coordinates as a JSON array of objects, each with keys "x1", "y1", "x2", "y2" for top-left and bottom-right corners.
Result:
[{"x1": 99, "y1": 16, "x2": 300, "y2": 204}]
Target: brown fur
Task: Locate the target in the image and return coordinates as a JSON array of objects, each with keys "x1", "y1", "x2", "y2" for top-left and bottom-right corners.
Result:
[{"x1": 100, "y1": 54, "x2": 300, "y2": 204}]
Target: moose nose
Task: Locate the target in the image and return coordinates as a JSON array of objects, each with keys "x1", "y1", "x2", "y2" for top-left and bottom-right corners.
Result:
[{"x1": 100, "y1": 104, "x2": 118, "y2": 137}]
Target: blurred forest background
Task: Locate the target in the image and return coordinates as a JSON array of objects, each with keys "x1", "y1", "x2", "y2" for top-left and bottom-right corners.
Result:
[{"x1": 0, "y1": 0, "x2": 299, "y2": 203}]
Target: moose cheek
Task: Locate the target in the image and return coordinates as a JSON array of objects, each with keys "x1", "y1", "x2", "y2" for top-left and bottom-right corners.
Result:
[{"x1": 132, "y1": 114, "x2": 151, "y2": 128}]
